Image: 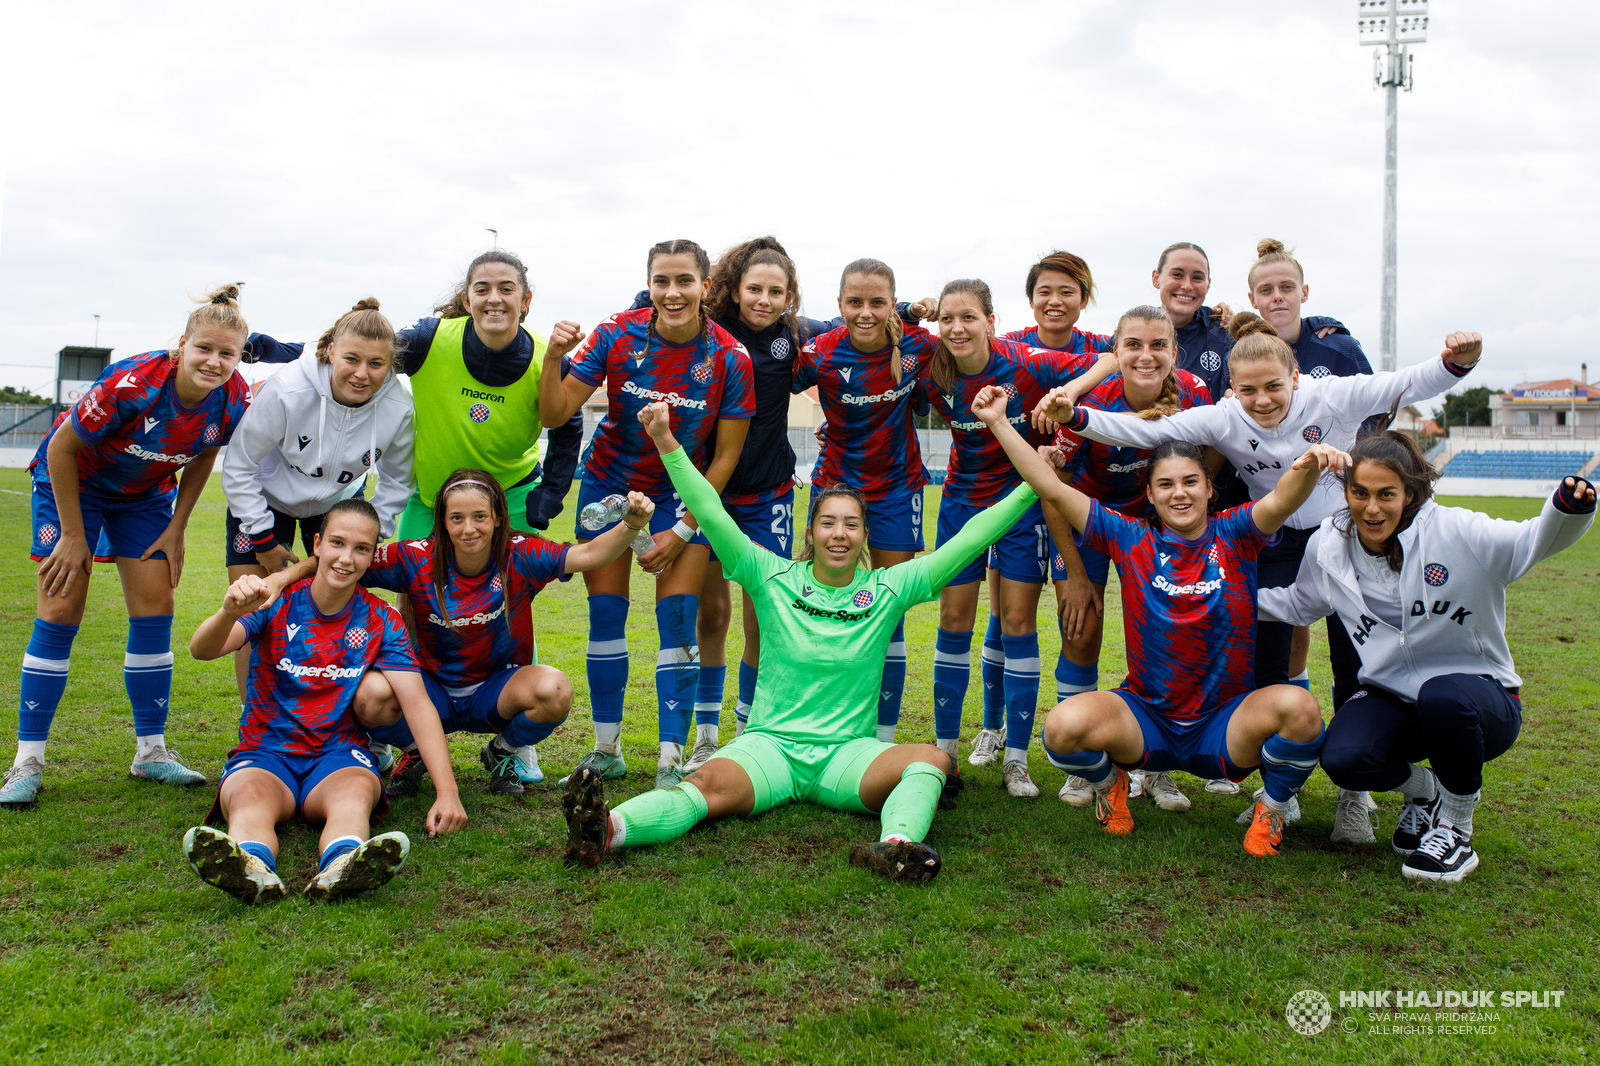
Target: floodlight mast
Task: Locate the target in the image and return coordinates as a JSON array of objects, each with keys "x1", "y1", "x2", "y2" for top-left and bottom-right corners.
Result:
[{"x1": 1358, "y1": 1, "x2": 1427, "y2": 372}]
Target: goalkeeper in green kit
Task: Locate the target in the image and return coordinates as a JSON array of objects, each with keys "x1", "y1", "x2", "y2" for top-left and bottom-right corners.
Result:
[{"x1": 562, "y1": 401, "x2": 1039, "y2": 882}]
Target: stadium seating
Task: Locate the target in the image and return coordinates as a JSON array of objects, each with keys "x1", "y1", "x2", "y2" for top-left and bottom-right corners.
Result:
[{"x1": 1440, "y1": 450, "x2": 1596, "y2": 480}]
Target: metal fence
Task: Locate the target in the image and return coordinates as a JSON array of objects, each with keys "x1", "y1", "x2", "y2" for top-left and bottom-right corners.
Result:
[{"x1": 0, "y1": 405, "x2": 57, "y2": 449}]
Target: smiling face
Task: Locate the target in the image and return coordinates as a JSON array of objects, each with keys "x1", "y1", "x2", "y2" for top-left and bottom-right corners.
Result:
[
  {"x1": 648, "y1": 252, "x2": 708, "y2": 342},
  {"x1": 838, "y1": 272, "x2": 895, "y2": 351},
  {"x1": 328, "y1": 334, "x2": 392, "y2": 406},
  {"x1": 1146, "y1": 455, "x2": 1210, "y2": 537},
  {"x1": 173, "y1": 325, "x2": 245, "y2": 403},
  {"x1": 937, "y1": 292, "x2": 994, "y2": 366},
  {"x1": 1030, "y1": 269, "x2": 1087, "y2": 335},
  {"x1": 737, "y1": 262, "x2": 793, "y2": 332},
  {"x1": 443, "y1": 487, "x2": 498, "y2": 564},
  {"x1": 809, "y1": 494, "x2": 867, "y2": 576},
  {"x1": 466, "y1": 262, "x2": 531, "y2": 341},
  {"x1": 1115, "y1": 319, "x2": 1176, "y2": 404},
  {"x1": 1154, "y1": 249, "x2": 1210, "y2": 325},
  {"x1": 1345, "y1": 461, "x2": 1411, "y2": 553},
  {"x1": 1229, "y1": 357, "x2": 1299, "y2": 428},
  {"x1": 1247, "y1": 262, "x2": 1308, "y2": 333},
  {"x1": 313, "y1": 512, "x2": 380, "y2": 591}
]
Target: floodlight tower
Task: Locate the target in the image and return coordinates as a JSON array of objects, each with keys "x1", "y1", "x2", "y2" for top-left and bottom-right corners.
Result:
[{"x1": 1358, "y1": 0, "x2": 1427, "y2": 372}]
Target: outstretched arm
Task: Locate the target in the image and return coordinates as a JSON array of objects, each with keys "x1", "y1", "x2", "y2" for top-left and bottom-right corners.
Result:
[
  {"x1": 1031, "y1": 386, "x2": 1219, "y2": 450},
  {"x1": 639, "y1": 401, "x2": 754, "y2": 574},
  {"x1": 1251, "y1": 443, "x2": 1350, "y2": 535},
  {"x1": 924, "y1": 482, "x2": 1037, "y2": 592},
  {"x1": 564, "y1": 493, "x2": 656, "y2": 573},
  {"x1": 972, "y1": 385, "x2": 1092, "y2": 535}
]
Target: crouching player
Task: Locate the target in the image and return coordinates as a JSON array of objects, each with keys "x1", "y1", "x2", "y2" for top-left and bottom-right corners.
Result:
[
  {"x1": 182, "y1": 499, "x2": 467, "y2": 903},
  {"x1": 350, "y1": 470, "x2": 654, "y2": 797},
  {"x1": 561, "y1": 401, "x2": 1040, "y2": 883},
  {"x1": 973, "y1": 384, "x2": 1341, "y2": 855}
]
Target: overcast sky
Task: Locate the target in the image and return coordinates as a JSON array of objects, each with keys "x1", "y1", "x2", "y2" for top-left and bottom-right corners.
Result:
[{"x1": 2, "y1": 0, "x2": 1595, "y2": 406}]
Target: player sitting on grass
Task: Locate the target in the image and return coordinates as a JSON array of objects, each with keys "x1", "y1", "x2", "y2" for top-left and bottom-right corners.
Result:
[
  {"x1": 183, "y1": 498, "x2": 467, "y2": 904},
  {"x1": 348, "y1": 469, "x2": 655, "y2": 797},
  {"x1": 561, "y1": 400, "x2": 1039, "y2": 883},
  {"x1": 972, "y1": 383, "x2": 1342, "y2": 856}
]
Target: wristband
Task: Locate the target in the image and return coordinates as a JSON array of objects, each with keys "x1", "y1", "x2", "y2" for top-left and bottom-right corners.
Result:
[
  {"x1": 671, "y1": 519, "x2": 695, "y2": 542},
  {"x1": 1554, "y1": 478, "x2": 1595, "y2": 515}
]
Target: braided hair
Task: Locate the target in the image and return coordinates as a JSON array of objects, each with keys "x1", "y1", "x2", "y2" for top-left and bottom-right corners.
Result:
[{"x1": 1107, "y1": 305, "x2": 1182, "y2": 421}]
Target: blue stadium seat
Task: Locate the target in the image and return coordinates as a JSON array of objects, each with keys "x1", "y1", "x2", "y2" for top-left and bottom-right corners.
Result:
[{"x1": 1440, "y1": 450, "x2": 1595, "y2": 480}]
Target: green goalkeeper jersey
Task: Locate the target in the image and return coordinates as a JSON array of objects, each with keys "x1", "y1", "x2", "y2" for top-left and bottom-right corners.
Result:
[{"x1": 662, "y1": 447, "x2": 1037, "y2": 744}]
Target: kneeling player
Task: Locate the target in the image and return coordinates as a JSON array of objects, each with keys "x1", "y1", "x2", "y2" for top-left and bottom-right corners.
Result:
[
  {"x1": 561, "y1": 401, "x2": 1039, "y2": 883},
  {"x1": 183, "y1": 499, "x2": 467, "y2": 904},
  {"x1": 973, "y1": 385, "x2": 1338, "y2": 856},
  {"x1": 348, "y1": 469, "x2": 654, "y2": 797}
]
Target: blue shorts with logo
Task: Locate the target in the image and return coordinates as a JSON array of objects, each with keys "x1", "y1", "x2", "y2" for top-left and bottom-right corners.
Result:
[
  {"x1": 1109, "y1": 689, "x2": 1254, "y2": 782},
  {"x1": 1051, "y1": 536, "x2": 1112, "y2": 585},
  {"x1": 209, "y1": 745, "x2": 386, "y2": 825},
  {"x1": 361, "y1": 665, "x2": 523, "y2": 748},
  {"x1": 937, "y1": 497, "x2": 1050, "y2": 586},
  {"x1": 30, "y1": 481, "x2": 172, "y2": 561},
  {"x1": 713, "y1": 486, "x2": 795, "y2": 564},
  {"x1": 575, "y1": 478, "x2": 710, "y2": 548}
]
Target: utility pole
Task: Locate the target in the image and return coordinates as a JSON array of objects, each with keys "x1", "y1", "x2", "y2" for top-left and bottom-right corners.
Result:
[
  {"x1": 93, "y1": 314, "x2": 100, "y2": 346},
  {"x1": 1358, "y1": 0, "x2": 1427, "y2": 373},
  {"x1": 485, "y1": 228, "x2": 498, "y2": 249}
]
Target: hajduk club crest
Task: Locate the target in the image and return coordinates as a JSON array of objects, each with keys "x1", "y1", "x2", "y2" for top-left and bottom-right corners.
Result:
[
  {"x1": 470, "y1": 404, "x2": 491, "y2": 423},
  {"x1": 1302, "y1": 425, "x2": 1323, "y2": 443},
  {"x1": 853, "y1": 589, "x2": 874, "y2": 608},
  {"x1": 1424, "y1": 563, "x2": 1449, "y2": 587}
]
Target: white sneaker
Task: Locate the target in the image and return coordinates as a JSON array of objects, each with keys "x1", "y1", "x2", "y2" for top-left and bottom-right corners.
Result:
[
  {"x1": 1236, "y1": 788, "x2": 1301, "y2": 825},
  {"x1": 1143, "y1": 771, "x2": 1191, "y2": 812},
  {"x1": 303, "y1": 832, "x2": 410, "y2": 902},
  {"x1": 682, "y1": 733, "x2": 719, "y2": 774},
  {"x1": 1002, "y1": 760, "x2": 1040, "y2": 798},
  {"x1": 1203, "y1": 778, "x2": 1241, "y2": 795},
  {"x1": 1127, "y1": 770, "x2": 1145, "y2": 799},
  {"x1": 1330, "y1": 788, "x2": 1378, "y2": 845},
  {"x1": 968, "y1": 726, "x2": 1006, "y2": 766},
  {"x1": 1058, "y1": 775, "x2": 1093, "y2": 807}
]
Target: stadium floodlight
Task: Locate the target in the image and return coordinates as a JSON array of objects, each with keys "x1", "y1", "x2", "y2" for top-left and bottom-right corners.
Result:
[{"x1": 1358, "y1": 0, "x2": 1427, "y2": 373}]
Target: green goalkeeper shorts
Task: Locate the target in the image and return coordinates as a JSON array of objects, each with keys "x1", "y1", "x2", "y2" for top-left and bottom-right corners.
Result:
[{"x1": 709, "y1": 732, "x2": 895, "y2": 816}]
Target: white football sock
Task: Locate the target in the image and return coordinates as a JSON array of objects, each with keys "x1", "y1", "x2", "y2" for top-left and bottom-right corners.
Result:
[
  {"x1": 135, "y1": 734, "x2": 165, "y2": 760},
  {"x1": 658, "y1": 741, "x2": 682, "y2": 769},
  {"x1": 594, "y1": 721, "x2": 623, "y2": 756},
  {"x1": 15, "y1": 741, "x2": 46, "y2": 766}
]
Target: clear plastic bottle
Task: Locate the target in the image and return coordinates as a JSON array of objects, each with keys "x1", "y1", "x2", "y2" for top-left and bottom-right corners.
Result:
[{"x1": 579, "y1": 493, "x2": 655, "y2": 556}]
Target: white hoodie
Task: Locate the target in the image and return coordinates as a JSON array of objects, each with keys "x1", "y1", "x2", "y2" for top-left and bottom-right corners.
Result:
[
  {"x1": 1072, "y1": 355, "x2": 1470, "y2": 528},
  {"x1": 222, "y1": 348, "x2": 415, "y2": 541},
  {"x1": 1258, "y1": 495, "x2": 1593, "y2": 699}
]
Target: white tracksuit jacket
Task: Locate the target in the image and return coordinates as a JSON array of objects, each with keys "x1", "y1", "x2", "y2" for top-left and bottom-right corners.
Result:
[
  {"x1": 1258, "y1": 495, "x2": 1594, "y2": 700},
  {"x1": 1071, "y1": 355, "x2": 1471, "y2": 529},
  {"x1": 222, "y1": 350, "x2": 415, "y2": 541}
]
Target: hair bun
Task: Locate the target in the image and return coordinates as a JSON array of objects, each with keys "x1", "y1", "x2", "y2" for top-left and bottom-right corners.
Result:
[
  {"x1": 352, "y1": 297, "x2": 381, "y2": 312},
  {"x1": 1256, "y1": 238, "x2": 1286, "y2": 258},
  {"x1": 1227, "y1": 311, "x2": 1278, "y2": 341},
  {"x1": 204, "y1": 283, "x2": 242, "y2": 306}
]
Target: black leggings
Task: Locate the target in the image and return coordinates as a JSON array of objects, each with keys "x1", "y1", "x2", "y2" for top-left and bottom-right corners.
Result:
[
  {"x1": 1254, "y1": 526, "x2": 1361, "y2": 706},
  {"x1": 1318, "y1": 674, "x2": 1522, "y2": 796}
]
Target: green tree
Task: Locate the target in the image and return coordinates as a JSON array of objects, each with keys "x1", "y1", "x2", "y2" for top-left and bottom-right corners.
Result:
[
  {"x1": 0, "y1": 385, "x2": 51, "y2": 405},
  {"x1": 1434, "y1": 386, "x2": 1494, "y2": 429}
]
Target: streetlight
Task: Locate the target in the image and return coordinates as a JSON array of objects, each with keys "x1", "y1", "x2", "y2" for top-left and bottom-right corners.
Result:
[
  {"x1": 1357, "y1": 0, "x2": 1428, "y2": 373},
  {"x1": 93, "y1": 314, "x2": 100, "y2": 347},
  {"x1": 485, "y1": 228, "x2": 498, "y2": 249}
]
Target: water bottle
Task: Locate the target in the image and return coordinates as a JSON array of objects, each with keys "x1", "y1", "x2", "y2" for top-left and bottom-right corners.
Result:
[{"x1": 580, "y1": 494, "x2": 656, "y2": 556}]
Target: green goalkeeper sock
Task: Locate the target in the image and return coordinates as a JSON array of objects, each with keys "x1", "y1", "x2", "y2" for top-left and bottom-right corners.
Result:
[
  {"x1": 614, "y1": 782, "x2": 709, "y2": 849},
  {"x1": 878, "y1": 761, "x2": 945, "y2": 843}
]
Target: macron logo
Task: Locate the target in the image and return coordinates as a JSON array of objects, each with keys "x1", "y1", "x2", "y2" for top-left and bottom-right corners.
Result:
[
  {"x1": 116, "y1": 375, "x2": 139, "y2": 389},
  {"x1": 1248, "y1": 439, "x2": 1260, "y2": 451},
  {"x1": 298, "y1": 435, "x2": 311, "y2": 451},
  {"x1": 839, "y1": 367, "x2": 852, "y2": 383},
  {"x1": 143, "y1": 417, "x2": 160, "y2": 434},
  {"x1": 1159, "y1": 553, "x2": 1171, "y2": 565},
  {"x1": 286, "y1": 624, "x2": 301, "y2": 640}
]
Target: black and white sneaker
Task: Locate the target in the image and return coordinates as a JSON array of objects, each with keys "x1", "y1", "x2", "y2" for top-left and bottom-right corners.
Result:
[
  {"x1": 1391, "y1": 792, "x2": 1441, "y2": 855},
  {"x1": 1400, "y1": 822, "x2": 1478, "y2": 882}
]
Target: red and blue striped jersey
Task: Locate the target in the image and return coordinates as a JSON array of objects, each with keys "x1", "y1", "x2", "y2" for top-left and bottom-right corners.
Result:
[
  {"x1": 1081, "y1": 502, "x2": 1268, "y2": 719},
  {"x1": 362, "y1": 535, "x2": 570, "y2": 693},
  {"x1": 1001, "y1": 325, "x2": 1114, "y2": 356},
  {"x1": 233, "y1": 579, "x2": 419, "y2": 755},
  {"x1": 922, "y1": 340, "x2": 1098, "y2": 506},
  {"x1": 1057, "y1": 370, "x2": 1213, "y2": 516},
  {"x1": 570, "y1": 309, "x2": 754, "y2": 497},
  {"x1": 792, "y1": 324, "x2": 936, "y2": 500},
  {"x1": 31, "y1": 351, "x2": 250, "y2": 499}
]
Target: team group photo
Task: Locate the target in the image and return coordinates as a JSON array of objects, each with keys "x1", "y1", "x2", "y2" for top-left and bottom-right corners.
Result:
[{"x1": 2, "y1": 1, "x2": 1595, "y2": 1063}]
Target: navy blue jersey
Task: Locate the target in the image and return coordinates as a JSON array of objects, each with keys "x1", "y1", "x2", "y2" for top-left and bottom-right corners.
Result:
[
  {"x1": 1290, "y1": 320, "x2": 1371, "y2": 380},
  {"x1": 1173, "y1": 307, "x2": 1235, "y2": 401}
]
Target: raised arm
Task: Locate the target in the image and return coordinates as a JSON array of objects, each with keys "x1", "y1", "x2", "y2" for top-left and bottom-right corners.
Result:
[
  {"x1": 972, "y1": 385, "x2": 1092, "y2": 535},
  {"x1": 1054, "y1": 350, "x2": 1120, "y2": 407},
  {"x1": 539, "y1": 320, "x2": 600, "y2": 427},
  {"x1": 925, "y1": 482, "x2": 1038, "y2": 592},
  {"x1": 564, "y1": 492, "x2": 656, "y2": 573},
  {"x1": 1326, "y1": 331, "x2": 1480, "y2": 419},
  {"x1": 1251, "y1": 443, "x2": 1351, "y2": 535},
  {"x1": 638, "y1": 402, "x2": 754, "y2": 573},
  {"x1": 1467, "y1": 476, "x2": 1596, "y2": 584}
]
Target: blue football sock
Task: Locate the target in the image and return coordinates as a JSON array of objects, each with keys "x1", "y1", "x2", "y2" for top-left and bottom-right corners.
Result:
[
  {"x1": 1056, "y1": 657, "x2": 1098, "y2": 704},
  {"x1": 931, "y1": 628, "x2": 971, "y2": 741},
  {"x1": 694, "y1": 664, "x2": 726, "y2": 727},
  {"x1": 735, "y1": 661, "x2": 758, "y2": 727},
  {"x1": 1288, "y1": 669, "x2": 1311, "y2": 691},
  {"x1": 655, "y1": 595, "x2": 699, "y2": 746},
  {"x1": 1001, "y1": 633, "x2": 1041, "y2": 759},
  {"x1": 318, "y1": 835, "x2": 362, "y2": 872},
  {"x1": 238, "y1": 840, "x2": 277, "y2": 872},
  {"x1": 877, "y1": 619, "x2": 906, "y2": 729},
  {"x1": 586, "y1": 595, "x2": 629, "y2": 732},
  {"x1": 18, "y1": 619, "x2": 77, "y2": 743},
  {"x1": 980, "y1": 614, "x2": 1005, "y2": 730},
  {"x1": 1041, "y1": 741, "x2": 1115, "y2": 786},
  {"x1": 125, "y1": 615, "x2": 174, "y2": 738},
  {"x1": 1260, "y1": 727, "x2": 1326, "y2": 804},
  {"x1": 500, "y1": 710, "x2": 557, "y2": 748}
]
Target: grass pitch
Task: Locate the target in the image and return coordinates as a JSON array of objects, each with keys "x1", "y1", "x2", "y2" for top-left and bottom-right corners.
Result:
[{"x1": 0, "y1": 471, "x2": 1595, "y2": 1064}]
